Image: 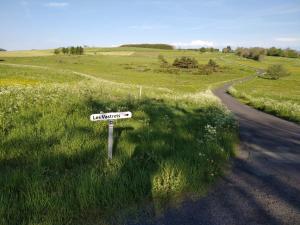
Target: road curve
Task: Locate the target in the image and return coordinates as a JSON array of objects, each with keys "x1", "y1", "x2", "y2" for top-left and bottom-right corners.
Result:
[{"x1": 127, "y1": 82, "x2": 300, "y2": 225}]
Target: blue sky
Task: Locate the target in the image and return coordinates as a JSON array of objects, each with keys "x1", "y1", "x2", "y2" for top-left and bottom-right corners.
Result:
[{"x1": 1, "y1": 0, "x2": 300, "y2": 50}]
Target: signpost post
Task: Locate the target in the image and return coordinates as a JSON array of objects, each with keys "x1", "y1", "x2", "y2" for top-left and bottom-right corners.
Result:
[
  {"x1": 108, "y1": 120, "x2": 113, "y2": 159},
  {"x1": 90, "y1": 111, "x2": 132, "y2": 159}
]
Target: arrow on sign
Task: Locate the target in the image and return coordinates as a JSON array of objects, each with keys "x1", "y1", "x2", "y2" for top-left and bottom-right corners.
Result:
[{"x1": 90, "y1": 111, "x2": 132, "y2": 121}]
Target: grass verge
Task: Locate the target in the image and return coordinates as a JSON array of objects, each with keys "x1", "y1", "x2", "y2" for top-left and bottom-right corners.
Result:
[
  {"x1": 228, "y1": 74, "x2": 300, "y2": 123},
  {"x1": 1, "y1": 67, "x2": 237, "y2": 225}
]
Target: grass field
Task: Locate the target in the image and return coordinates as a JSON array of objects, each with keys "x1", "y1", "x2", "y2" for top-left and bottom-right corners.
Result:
[
  {"x1": 1, "y1": 47, "x2": 298, "y2": 224},
  {"x1": 0, "y1": 48, "x2": 251, "y2": 92},
  {"x1": 0, "y1": 49, "x2": 54, "y2": 57},
  {"x1": 228, "y1": 56, "x2": 300, "y2": 123}
]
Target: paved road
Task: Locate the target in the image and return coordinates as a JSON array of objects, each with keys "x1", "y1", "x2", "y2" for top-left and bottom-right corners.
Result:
[{"x1": 127, "y1": 82, "x2": 300, "y2": 225}]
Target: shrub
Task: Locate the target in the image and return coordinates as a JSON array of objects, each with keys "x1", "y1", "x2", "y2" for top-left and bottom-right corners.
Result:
[
  {"x1": 265, "y1": 64, "x2": 289, "y2": 80},
  {"x1": 199, "y1": 65, "x2": 214, "y2": 75},
  {"x1": 196, "y1": 59, "x2": 219, "y2": 75},
  {"x1": 158, "y1": 55, "x2": 169, "y2": 67},
  {"x1": 173, "y1": 56, "x2": 199, "y2": 69},
  {"x1": 54, "y1": 48, "x2": 60, "y2": 55},
  {"x1": 208, "y1": 59, "x2": 218, "y2": 68}
]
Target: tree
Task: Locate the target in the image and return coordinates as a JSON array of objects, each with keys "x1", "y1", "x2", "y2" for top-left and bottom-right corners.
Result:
[
  {"x1": 284, "y1": 48, "x2": 298, "y2": 58},
  {"x1": 236, "y1": 47, "x2": 265, "y2": 61},
  {"x1": 267, "y1": 47, "x2": 284, "y2": 57},
  {"x1": 62, "y1": 47, "x2": 68, "y2": 55},
  {"x1": 199, "y1": 47, "x2": 206, "y2": 52},
  {"x1": 0, "y1": 48, "x2": 6, "y2": 51},
  {"x1": 79, "y1": 46, "x2": 84, "y2": 55},
  {"x1": 54, "y1": 48, "x2": 60, "y2": 54},
  {"x1": 249, "y1": 47, "x2": 265, "y2": 61},
  {"x1": 70, "y1": 46, "x2": 75, "y2": 55},
  {"x1": 222, "y1": 45, "x2": 232, "y2": 53}
]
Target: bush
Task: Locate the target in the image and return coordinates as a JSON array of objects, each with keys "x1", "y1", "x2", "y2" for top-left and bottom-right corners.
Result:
[
  {"x1": 208, "y1": 59, "x2": 218, "y2": 68},
  {"x1": 173, "y1": 56, "x2": 199, "y2": 69},
  {"x1": 54, "y1": 48, "x2": 60, "y2": 55},
  {"x1": 196, "y1": 59, "x2": 219, "y2": 75},
  {"x1": 158, "y1": 55, "x2": 169, "y2": 67},
  {"x1": 199, "y1": 65, "x2": 214, "y2": 75},
  {"x1": 265, "y1": 64, "x2": 289, "y2": 80}
]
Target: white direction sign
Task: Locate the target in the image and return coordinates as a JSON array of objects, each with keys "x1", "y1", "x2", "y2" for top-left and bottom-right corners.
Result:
[{"x1": 90, "y1": 111, "x2": 132, "y2": 122}]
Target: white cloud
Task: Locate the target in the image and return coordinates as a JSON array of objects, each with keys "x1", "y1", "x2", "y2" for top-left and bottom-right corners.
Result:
[
  {"x1": 44, "y1": 2, "x2": 69, "y2": 8},
  {"x1": 172, "y1": 40, "x2": 214, "y2": 48},
  {"x1": 275, "y1": 37, "x2": 300, "y2": 43}
]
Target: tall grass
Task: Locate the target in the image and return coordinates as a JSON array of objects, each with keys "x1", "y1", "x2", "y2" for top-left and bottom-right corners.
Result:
[
  {"x1": 0, "y1": 77, "x2": 237, "y2": 224},
  {"x1": 229, "y1": 86, "x2": 300, "y2": 123},
  {"x1": 229, "y1": 71, "x2": 300, "y2": 123},
  {"x1": 0, "y1": 50, "x2": 246, "y2": 224}
]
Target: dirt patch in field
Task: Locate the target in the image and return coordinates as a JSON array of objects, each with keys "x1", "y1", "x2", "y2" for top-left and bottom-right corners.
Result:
[{"x1": 0, "y1": 51, "x2": 53, "y2": 57}]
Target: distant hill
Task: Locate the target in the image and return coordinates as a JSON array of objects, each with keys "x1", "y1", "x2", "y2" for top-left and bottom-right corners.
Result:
[
  {"x1": 0, "y1": 48, "x2": 6, "y2": 51},
  {"x1": 120, "y1": 44, "x2": 174, "y2": 50}
]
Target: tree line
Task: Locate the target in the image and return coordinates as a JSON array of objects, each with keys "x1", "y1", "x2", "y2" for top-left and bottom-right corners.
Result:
[
  {"x1": 120, "y1": 44, "x2": 174, "y2": 50},
  {"x1": 183, "y1": 47, "x2": 219, "y2": 52},
  {"x1": 235, "y1": 47, "x2": 299, "y2": 61},
  {"x1": 54, "y1": 46, "x2": 84, "y2": 55},
  {"x1": 266, "y1": 47, "x2": 299, "y2": 58}
]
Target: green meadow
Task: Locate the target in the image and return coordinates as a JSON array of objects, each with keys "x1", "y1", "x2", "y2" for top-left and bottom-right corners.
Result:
[
  {"x1": 228, "y1": 55, "x2": 300, "y2": 123},
  {"x1": 0, "y1": 47, "x2": 299, "y2": 224}
]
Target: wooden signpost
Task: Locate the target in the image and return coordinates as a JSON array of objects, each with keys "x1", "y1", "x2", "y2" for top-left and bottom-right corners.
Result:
[{"x1": 90, "y1": 112, "x2": 132, "y2": 159}]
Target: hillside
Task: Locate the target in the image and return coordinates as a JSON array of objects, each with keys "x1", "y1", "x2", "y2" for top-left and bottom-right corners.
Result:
[
  {"x1": 120, "y1": 43, "x2": 174, "y2": 50},
  {"x1": 0, "y1": 48, "x2": 299, "y2": 224}
]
